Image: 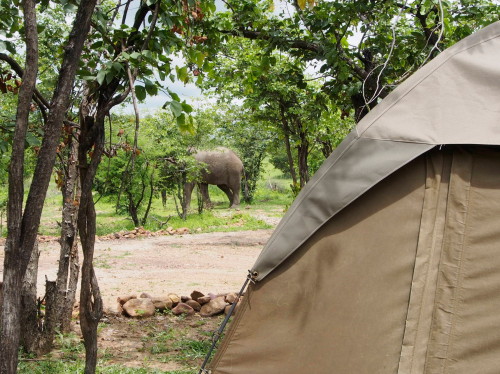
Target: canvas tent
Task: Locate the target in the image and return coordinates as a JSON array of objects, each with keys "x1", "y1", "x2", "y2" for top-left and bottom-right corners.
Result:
[{"x1": 208, "y1": 20, "x2": 500, "y2": 374}]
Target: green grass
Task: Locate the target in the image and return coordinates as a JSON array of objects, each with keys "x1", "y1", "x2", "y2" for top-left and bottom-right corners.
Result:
[
  {"x1": 35, "y1": 160, "x2": 293, "y2": 237},
  {"x1": 173, "y1": 338, "x2": 212, "y2": 363},
  {"x1": 18, "y1": 361, "x2": 190, "y2": 374}
]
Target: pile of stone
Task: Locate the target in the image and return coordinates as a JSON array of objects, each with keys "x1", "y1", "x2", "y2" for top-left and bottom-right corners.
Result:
[
  {"x1": 33, "y1": 226, "x2": 195, "y2": 244},
  {"x1": 116, "y1": 290, "x2": 243, "y2": 318},
  {"x1": 97, "y1": 226, "x2": 192, "y2": 241}
]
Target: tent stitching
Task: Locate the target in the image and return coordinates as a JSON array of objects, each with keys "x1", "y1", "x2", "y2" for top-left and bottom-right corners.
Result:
[{"x1": 440, "y1": 158, "x2": 472, "y2": 373}]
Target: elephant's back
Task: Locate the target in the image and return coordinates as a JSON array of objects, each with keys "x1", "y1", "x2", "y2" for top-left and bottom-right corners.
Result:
[{"x1": 194, "y1": 147, "x2": 243, "y2": 181}]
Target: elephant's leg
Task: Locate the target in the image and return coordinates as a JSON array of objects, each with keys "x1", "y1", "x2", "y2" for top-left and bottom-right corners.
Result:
[
  {"x1": 217, "y1": 184, "x2": 234, "y2": 207},
  {"x1": 161, "y1": 189, "x2": 167, "y2": 207},
  {"x1": 184, "y1": 182, "x2": 195, "y2": 210},
  {"x1": 231, "y1": 180, "x2": 241, "y2": 207},
  {"x1": 199, "y1": 183, "x2": 212, "y2": 208}
]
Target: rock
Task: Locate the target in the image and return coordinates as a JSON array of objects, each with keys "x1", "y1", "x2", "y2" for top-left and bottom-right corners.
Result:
[
  {"x1": 197, "y1": 296, "x2": 211, "y2": 305},
  {"x1": 200, "y1": 296, "x2": 228, "y2": 317},
  {"x1": 140, "y1": 292, "x2": 153, "y2": 299},
  {"x1": 151, "y1": 297, "x2": 173, "y2": 311},
  {"x1": 172, "y1": 302, "x2": 195, "y2": 316},
  {"x1": 177, "y1": 227, "x2": 190, "y2": 235},
  {"x1": 224, "y1": 297, "x2": 243, "y2": 316},
  {"x1": 185, "y1": 299, "x2": 201, "y2": 312},
  {"x1": 117, "y1": 295, "x2": 137, "y2": 306},
  {"x1": 181, "y1": 295, "x2": 191, "y2": 303},
  {"x1": 104, "y1": 303, "x2": 123, "y2": 316},
  {"x1": 190, "y1": 290, "x2": 205, "y2": 302},
  {"x1": 122, "y1": 298, "x2": 155, "y2": 318},
  {"x1": 225, "y1": 293, "x2": 238, "y2": 304},
  {"x1": 168, "y1": 293, "x2": 181, "y2": 306}
]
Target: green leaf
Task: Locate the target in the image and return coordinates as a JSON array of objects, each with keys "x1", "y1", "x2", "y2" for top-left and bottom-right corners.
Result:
[
  {"x1": 105, "y1": 70, "x2": 115, "y2": 84},
  {"x1": 26, "y1": 132, "x2": 41, "y2": 147},
  {"x1": 176, "y1": 112, "x2": 185, "y2": 125},
  {"x1": 176, "y1": 66, "x2": 189, "y2": 83},
  {"x1": 91, "y1": 40, "x2": 103, "y2": 49},
  {"x1": 135, "y1": 85, "x2": 146, "y2": 101},
  {"x1": 144, "y1": 80, "x2": 157, "y2": 96},
  {"x1": 169, "y1": 91, "x2": 181, "y2": 102},
  {"x1": 170, "y1": 100, "x2": 183, "y2": 117},
  {"x1": 130, "y1": 52, "x2": 141, "y2": 60},
  {"x1": 112, "y1": 62, "x2": 124, "y2": 72},
  {"x1": 0, "y1": 41, "x2": 6, "y2": 52},
  {"x1": 63, "y1": 3, "x2": 78, "y2": 13},
  {"x1": 96, "y1": 70, "x2": 106, "y2": 85},
  {"x1": 181, "y1": 102, "x2": 193, "y2": 113}
]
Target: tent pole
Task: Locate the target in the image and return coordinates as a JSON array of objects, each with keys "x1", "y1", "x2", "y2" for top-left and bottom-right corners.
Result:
[{"x1": 198, "y1": 272, "x2": 253, "y2": 374}]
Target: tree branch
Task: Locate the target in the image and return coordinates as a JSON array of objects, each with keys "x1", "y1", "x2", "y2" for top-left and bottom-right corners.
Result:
[{"x1": 0, "y1": 53, "x2": 50, "y2": 110}]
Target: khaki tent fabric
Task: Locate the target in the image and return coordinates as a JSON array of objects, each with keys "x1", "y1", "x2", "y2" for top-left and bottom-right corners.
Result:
[
  {"x1": 211, "y1": 147, "x2": 500, "y2": 374},
  {"x1": 251, "y1": 20, "x2": 500, "y2": 281}
]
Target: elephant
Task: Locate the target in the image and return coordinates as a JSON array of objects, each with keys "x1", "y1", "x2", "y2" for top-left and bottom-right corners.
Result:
[{"x1": 184, "y1": 147, "x2": 244, "y2": 209}]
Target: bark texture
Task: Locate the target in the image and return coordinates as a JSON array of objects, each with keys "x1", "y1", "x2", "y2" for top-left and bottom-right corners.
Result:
[
  {"x1": 55, "y1": 131, "x2": 81, "y2": 333},
  {"x1": 20, "y1": 242, "x2": 57, "y2": 355},
  {"x1": 0, "y1": 1, "x2": 97, "y2": 372},
  {"x1": 0, "y1": 1, "x2": 39, "y2": 371}
]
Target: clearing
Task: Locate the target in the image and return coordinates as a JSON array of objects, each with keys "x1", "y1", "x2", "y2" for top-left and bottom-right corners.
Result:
[{"x1": 0, "y1": 212, "x2": 279, "y2": 373}]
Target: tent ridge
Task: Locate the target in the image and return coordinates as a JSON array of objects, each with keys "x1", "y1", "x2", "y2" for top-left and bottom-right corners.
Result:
[
  {"x1": 357, "y1": 27, "x2": 500, "y2": 140},
  {"x1": 251, "y1": 131, "x2": 361, "y2": 274},
  {"x1": 252, "y1": 142, "x2": 434, "y2": 280}
]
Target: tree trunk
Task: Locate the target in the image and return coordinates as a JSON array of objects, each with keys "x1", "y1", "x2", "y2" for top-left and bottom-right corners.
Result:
[
  {"x1": 141, "y1": 170, "x2": 155, "y2": 226},
  {"x1": 0, "y1": 1, "x2": 96, "y2": 372},
  {"x1": 279, "y1": 106, "x2": 298, "y2": 188},
  {"x1": 1, "y1": 0, "x2": 39, "y2": 371},
  {"x1": 55, "y1": 131, "x2": 81, "y2": 333},
  {"x1": 296, "y1": 119, "x2": 309, "y2": 188},
  {"x1": 20, "y1": 242, "x2": 57, "y2": 355},
  {"x1": 78, "y1": 111, "x2": 105, "y2": 374}
]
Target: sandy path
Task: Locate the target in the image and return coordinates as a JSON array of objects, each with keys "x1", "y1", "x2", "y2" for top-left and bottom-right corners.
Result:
[{"x1": 1, "y1": 229, "x2": 273, "y2": 310}]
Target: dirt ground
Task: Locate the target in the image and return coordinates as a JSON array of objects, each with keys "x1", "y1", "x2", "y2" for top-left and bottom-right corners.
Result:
[
  {"x1": 1, "y1": 228, "x2": 273, "y2": 310},
  {"x1": 1, "y1": 226, "x2": 277, "y2": 372},
  {"x1": 0, "y1": 209, "x2": 282, "y2": 371}
]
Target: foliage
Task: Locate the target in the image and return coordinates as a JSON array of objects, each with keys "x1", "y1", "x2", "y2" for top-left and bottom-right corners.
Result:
[
  {"x1": 202, "y1": 0, "x2": 499, "y2": 119},
  {"x1": 195, "y1": 103, "x2": 273, "y2": 203},
  {"x1": 203, "y1": 38, "x2": 351, "y2": 191}
]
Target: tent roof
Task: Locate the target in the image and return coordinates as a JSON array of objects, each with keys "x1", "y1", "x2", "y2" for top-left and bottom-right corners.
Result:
[{"x1": 251, "y1": 20, "x2": 500, "y2": 281}]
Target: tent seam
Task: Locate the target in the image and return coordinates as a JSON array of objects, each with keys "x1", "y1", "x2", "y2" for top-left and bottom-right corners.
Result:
[{"x1": 441, "y1": 155, "x2": 473, "y2": 374}]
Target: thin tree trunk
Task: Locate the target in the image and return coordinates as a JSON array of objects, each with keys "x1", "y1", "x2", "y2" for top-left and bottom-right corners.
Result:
[
  {"x1": 20, "y1": 241, "x2": 57, "y2": 355},
  {"x1": 78, "y1": 111, "x2": 105, "y2": 374},
  {"x1": 279, "y1": 104, "x2": 298, "y2": 188},
  {"x1": 1, "y1": 1, "x2": 39, "y2": 371},
  {"x1": 141, "y1": 169, "x2": 155, "y2": 226},
  {"x1": 55, "y1": 131, "x2": 81, "y2": 333},
  {"x1": 296, "y1": 119, "x2": 309, "y2": 188}
]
